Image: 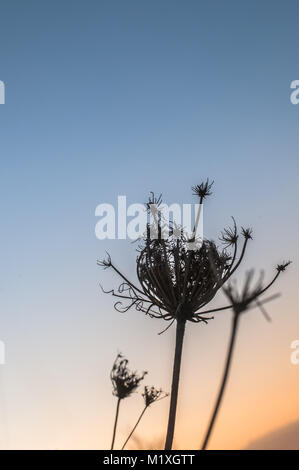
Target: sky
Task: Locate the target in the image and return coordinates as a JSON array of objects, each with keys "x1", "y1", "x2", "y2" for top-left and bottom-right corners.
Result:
[{"x1": 0, "y1": 0, "x2": 298, "y2": 449}]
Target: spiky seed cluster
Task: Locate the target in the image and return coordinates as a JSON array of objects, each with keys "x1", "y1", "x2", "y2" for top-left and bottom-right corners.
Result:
[
  {"x1": 276, "y1": 261, "x2": 291, "y2": 272},
  {"x1": 192, "y1": 179, "x2": 214, "y2": 200},
  {"x1": 97, "y1": 252, "x2": 112, "y2": 270},
  {"x1": 111, "y1": 354, "x2": 147, "y2": 400},
  {"x1": 241, "y1": 227, "x2": 253, "y2": 240},
  {"x1": 98, "y1": 182, "x2": 256, "y2": 324},
  {"x1": 220, "y1": 217, "x2": 238, "y2": 247},
  {"x1": 143, "y1": 386, "x2": 168, "y2": 407}
]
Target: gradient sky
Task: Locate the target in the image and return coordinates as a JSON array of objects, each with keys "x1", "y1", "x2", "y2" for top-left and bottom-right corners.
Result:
[{"x1": 0, "y1": 0, "x2": 298, "y2": 449}]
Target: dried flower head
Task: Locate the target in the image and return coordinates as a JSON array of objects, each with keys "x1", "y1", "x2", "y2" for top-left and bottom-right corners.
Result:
[
  {"x1": 111, "y1": 354, "x2": 147, "y2": 400},
  {"x1": 276, "y1": 261, "x2": 292, "y2": 272},
  {"x1": 136, "y1": 237, "x2": 230, "y2": 323},
  {"x1": 99, "y1": 181, "x2": 255, "y2": 325},
  {"x1": 241, "y1": 227, "x2": 253, "y2": 240},
  {"x1": 97, "y1": 252, "x2": 112, "y2": 269},
  {"x1": 143, "y1": 386, "x2": 168, "y2": 407},
  {"x1": 192, "y1": 179, "x2": 214, "y2": 200},
  {"x1": 220, "y1": 217, "x2": 238, "y2": 247}
]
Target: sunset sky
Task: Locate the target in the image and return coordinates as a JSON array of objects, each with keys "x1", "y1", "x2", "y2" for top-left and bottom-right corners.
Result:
[{"x1": 0, "y1": 0, "x2": 298, "y2": 449}]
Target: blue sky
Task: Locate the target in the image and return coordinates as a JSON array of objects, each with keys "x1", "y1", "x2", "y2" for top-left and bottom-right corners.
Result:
[{"x1": 0, "y1": 0, "x2": 298, "y2": 449}]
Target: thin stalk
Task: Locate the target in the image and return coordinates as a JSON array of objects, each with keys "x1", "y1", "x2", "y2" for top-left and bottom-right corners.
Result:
[
  {"x1": 121, "y1": 406, "x2": 147, "y2": 450},
  {"x1": 201, "y1": 315, "x2": 239, "y2": 450},
  {"x1": 111, "y1": 397, "x2": 121, "y2": 450},
  {"x1": 164, "y1": 319, "x2": 186, "y2": 450}
]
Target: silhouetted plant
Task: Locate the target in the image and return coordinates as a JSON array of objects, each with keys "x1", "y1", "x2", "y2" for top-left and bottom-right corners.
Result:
[
  {"x1": 110, "y1": 354, "x2": 147, "y2": 450},
  {"x1": 121, "y1": 386, "x2": 168, "y2": 450},
  {"x1": 201, "y1": 262, "x2": 291, "y2": 450},
  {"x1": 99, "y1": 180, "x2": 263, "y2": 449}
]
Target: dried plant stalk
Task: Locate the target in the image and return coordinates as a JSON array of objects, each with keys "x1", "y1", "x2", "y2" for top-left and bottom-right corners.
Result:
[{"x1": 201, "y1": 263, "x2": 291, "y2": 450}]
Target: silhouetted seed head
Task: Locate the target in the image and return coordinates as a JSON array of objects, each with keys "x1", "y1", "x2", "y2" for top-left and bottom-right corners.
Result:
[
  {"x1": 99, "y1": 181, "x2": 255, "y2": 324},
  {"x1": 142, "y1": 386, "x2": 168, "y2": 407},
  {"x1": 137, "y1": 237, "x2": 232, "y2": 323},
  {"x1": 97, "y1": 253, "x2": 112, "y2": 270},
  {"x1": 111, "y1": 354, "x2": 147, "y2": 400},
  {"x1": 220, "y1": 217, "x2": 238, "y2": 247},
  {"x1": 241, "y1": 227, "x2": 253, "y2": 240},
  {"x1": 276, "y1": 261, "x2": 292, "y2": 272},
  {"x1": 192, "y1": 179, "x2": 214, "y2": 200}
]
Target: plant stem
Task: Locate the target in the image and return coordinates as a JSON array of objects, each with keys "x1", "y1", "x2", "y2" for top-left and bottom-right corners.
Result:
[
  {"x1": 121, "y1": 406, "x2": 147, "y2": 450},
  {"x1": 164, "y1": 319, "x2": 186, "y2": 450},
  {"x1": 201, "y1": 315, "x2": 239, "y2": 450},
  {"x1": 111, "y1": 397, "x2": 121, "y2": 450}
]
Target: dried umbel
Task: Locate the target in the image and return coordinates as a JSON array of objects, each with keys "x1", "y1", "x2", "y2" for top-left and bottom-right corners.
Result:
[
  {"x1": 110, "y1": 354, "x2": 146, "y2": 450},
  {"x1": 143, "y1": 386, "x2": 168, "y2": 407},
  {"x1": 192, "y1": 179, "x2": 214, "y2": 199},
  {"x1": 137, "y1": 237, "x2": 233, "y2": 324},
  {"x1": 99, "y1": 184, "x2": 253, "y2": 326},
  {"x1": 111, "y1": 354, "x2": 147, "y2": 400}
]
